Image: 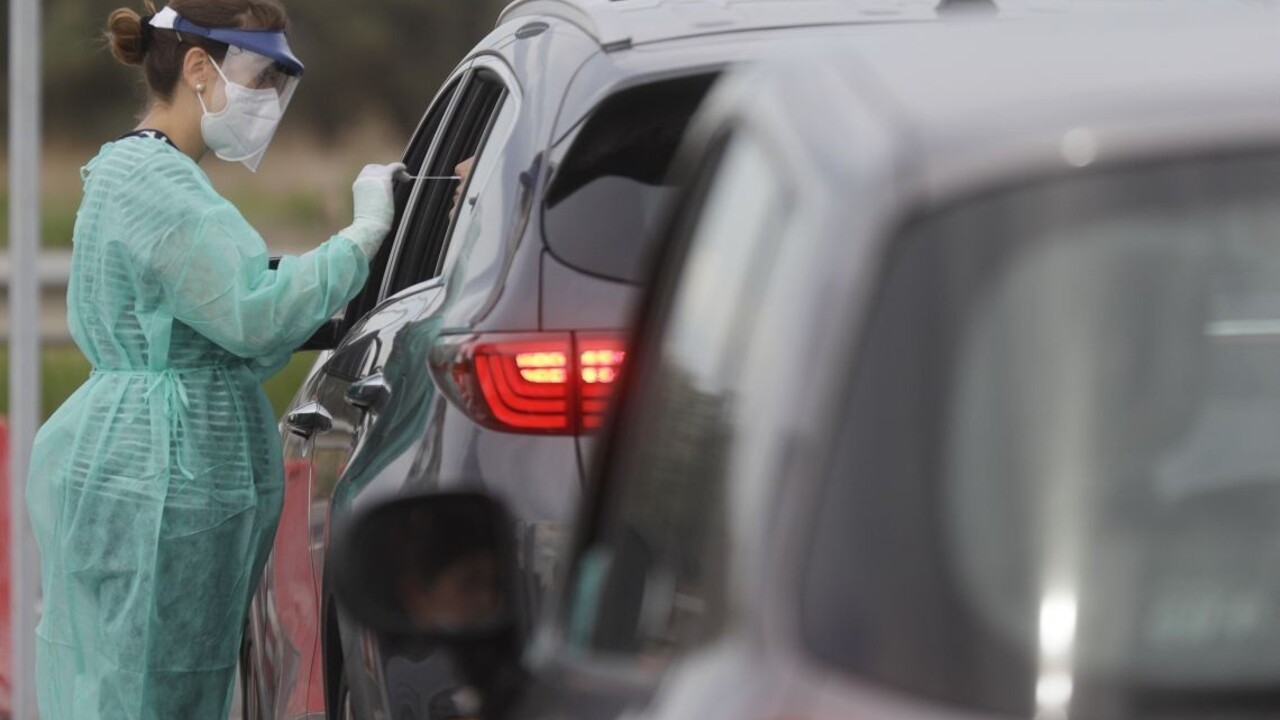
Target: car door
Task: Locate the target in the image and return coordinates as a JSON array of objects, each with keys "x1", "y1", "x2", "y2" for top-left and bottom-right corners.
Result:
[
  {"x1": 250, "y1": 61, "x2": 478, "y2": 719},
  {"x1": 300, "y1": 56, "x2": 523, "y2": 716},
  {"x1": 509, "y1": 128, "x2": 800, "y2": 720}
]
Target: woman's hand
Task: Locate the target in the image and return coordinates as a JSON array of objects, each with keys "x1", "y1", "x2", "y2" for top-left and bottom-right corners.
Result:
[{"x1": 342, "y1": 162, "x2": 406, "y2": 258}]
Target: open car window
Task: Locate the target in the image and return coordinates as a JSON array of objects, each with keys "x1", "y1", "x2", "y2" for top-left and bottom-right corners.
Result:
[
  {"x1": 335, "y1": 75, "x2": 464, "y2": 333},
  {"x1": 382, "y1": 67, "x2": 510, "y2": 299}
]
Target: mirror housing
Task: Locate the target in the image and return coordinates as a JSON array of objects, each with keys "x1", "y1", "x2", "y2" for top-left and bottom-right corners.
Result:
[
  {"x1": 331, "y1": 492, "x2": 520, "y2": 638},
  {"x1": 331, "y1": 492, "x2": 527, "y2": 718}
]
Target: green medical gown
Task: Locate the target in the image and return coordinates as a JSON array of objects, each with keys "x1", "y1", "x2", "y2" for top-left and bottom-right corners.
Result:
[{"x1": 26, "y1": 136, "x2": 370, "y2": 719}]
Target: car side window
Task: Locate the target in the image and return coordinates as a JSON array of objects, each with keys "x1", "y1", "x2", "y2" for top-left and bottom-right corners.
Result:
[
  {"x1": 338, "y1": 75, "x2": 464, "y2": 331},
  {"x1": 563, "y1": 132, "x2": 793, "y2": 665},
  {"x1": 383, "y1": 67, "x2": 512, "y2": 298},
  {"x1": 437, "y1": 89, "x2": 519, "y2": 277}
]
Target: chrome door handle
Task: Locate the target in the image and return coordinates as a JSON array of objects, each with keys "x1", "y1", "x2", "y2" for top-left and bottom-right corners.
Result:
[
  {"x1": 285, "y1": 401, "x2": 333, "y2": 438},
  {"x1": 346, "y1": 372, "x2": 391, "y2": 412}
]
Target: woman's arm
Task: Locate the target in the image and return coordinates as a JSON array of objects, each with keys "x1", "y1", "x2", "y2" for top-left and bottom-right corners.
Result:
[{"x1": 151, "y1": 203, "x2": 370, "y2": 358}]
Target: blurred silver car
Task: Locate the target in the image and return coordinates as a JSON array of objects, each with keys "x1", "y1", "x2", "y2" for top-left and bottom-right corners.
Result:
[{"x1": 332, "y1": 7, "x2": 1280, "y2": 720}]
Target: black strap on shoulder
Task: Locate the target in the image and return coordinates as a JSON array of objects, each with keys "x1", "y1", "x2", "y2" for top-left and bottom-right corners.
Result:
[{"x1": 118, "y1": 129, "x2": 179, "y2": 151}]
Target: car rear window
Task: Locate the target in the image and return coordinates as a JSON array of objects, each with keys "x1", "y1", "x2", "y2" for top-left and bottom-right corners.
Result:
[{"x1": 543, "y1": 73, "x2": 717, "y2": 284}]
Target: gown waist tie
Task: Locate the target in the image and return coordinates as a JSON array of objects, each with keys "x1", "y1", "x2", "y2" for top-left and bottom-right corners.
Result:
[{"x1": 90, "y1": 366, "x2": 234, "y2": 480}]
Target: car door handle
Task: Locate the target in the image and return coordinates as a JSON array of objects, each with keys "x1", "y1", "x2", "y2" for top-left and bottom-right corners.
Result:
[
  {"x1": 346, "y1": 372, "x2": 391, "y2": 412},
  {"x1": 286, "y1": 401, "x2": 333, "y2": 439}
]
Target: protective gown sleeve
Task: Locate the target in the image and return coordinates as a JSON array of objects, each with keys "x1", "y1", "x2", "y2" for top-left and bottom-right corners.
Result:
[{"x1": 140, "y1": 158, "x2": 370, "y2": 359}]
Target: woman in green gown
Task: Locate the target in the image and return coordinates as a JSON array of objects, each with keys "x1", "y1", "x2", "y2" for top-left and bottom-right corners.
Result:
[{"x1": 25, "y1": 1, "x2": 403, "y2": 717}]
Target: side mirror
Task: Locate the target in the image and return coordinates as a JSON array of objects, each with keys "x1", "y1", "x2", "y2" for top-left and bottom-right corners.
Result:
[
  {"x1": 331, "y1": 492, "x2": 520, "y2": 638},
  {"x1": 331, "y1": 493, "x2": 527, "y2": 718}
]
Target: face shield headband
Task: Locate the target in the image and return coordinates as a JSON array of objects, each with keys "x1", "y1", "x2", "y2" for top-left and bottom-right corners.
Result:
[{"x1": 147, "y1": 6, "x2": 304, "y2": 77}]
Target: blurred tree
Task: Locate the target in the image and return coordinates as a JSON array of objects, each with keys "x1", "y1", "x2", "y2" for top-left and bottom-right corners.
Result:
[
  {"x1": 1, "y1": 0, "x2": 509, "y2": 142},
  {"x1": 289, "y1": 0, "x2": 504, "y2": 138}
]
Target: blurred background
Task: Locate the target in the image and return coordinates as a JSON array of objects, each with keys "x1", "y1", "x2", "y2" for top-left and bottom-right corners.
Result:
[{"x1": 0, "y1": 0, "x2": 508, "y2": 418}]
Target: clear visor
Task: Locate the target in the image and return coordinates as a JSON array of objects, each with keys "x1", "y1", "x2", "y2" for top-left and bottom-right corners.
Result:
[{"x1": 218, "y1": 45, "x2": 301, "y2": 109}]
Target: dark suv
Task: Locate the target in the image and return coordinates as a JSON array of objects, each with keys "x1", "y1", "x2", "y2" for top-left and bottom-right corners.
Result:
[
  {"x1": 333, "y1": 8, "x2": 1280, "y2": 720},
  {"x1": 240, "y1": 1, "x2": 936, "y2": 719}
]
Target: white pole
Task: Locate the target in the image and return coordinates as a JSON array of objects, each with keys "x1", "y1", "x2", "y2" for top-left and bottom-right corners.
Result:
[{"x1": 9, "y1": 0, "x2": 42, "y2": 714}]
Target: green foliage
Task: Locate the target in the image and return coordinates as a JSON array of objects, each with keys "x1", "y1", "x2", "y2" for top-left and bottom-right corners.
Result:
[
  {"x1": 262, "y1": 351, "x2": 320, "y2": 416},
  {"x1": 0, "y1": 346, "x2": 320, "y2": 421},
  {"x1": 0, "y1": 346, "x2": 93, "y2": 421},
  {"x1": 286, "y1": 0, "x2": 506, "y2": 138},
  {"x1": 1, "y1": 0, "x2": 510, "y2": 141}
]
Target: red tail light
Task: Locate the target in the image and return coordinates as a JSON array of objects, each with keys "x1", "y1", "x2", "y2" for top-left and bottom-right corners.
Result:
[
  {"x1": 432, "y1": 332, "x2": 627, "y2": 434},
  {"x1": 577, "y1": 333, "x2": 625, "y2": 430}
]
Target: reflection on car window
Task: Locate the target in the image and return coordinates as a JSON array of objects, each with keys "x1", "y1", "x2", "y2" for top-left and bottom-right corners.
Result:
[
  {"x1": 568, "y1": 133, "x2": 790, "y2": 664},
  {"x1": 543, "y1": 74, "x2": 716, "y2": 284},
  {"x1": 804, "y1": 152, "x2": 1280, "y2": 717}
]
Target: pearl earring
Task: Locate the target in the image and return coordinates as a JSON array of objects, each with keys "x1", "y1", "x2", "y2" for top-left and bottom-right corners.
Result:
[{"x1": 196, "y1": 83, "x2": 205, "y2": 93}]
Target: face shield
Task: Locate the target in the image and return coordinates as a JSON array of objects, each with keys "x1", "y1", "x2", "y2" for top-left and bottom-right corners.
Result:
[
  {"x1": 149, "y1": 6, "x2": 304, "y2": 171},
  {"x1": 215, "y1": 45, "x2": 301, "y2": 105}
]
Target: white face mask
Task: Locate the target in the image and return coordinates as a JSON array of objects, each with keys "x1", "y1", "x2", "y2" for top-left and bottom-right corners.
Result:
[{"x1": 197, "y1": 59, "x2": 283, "y2": 172}]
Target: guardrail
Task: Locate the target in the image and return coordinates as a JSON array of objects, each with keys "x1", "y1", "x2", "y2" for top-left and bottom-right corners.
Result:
[
  {"x1": 0, "y1": 252, "x2": 72, "y2": 290},
  {"x1": 0, "y1": 252, "x2": 73, "y2": 343}
]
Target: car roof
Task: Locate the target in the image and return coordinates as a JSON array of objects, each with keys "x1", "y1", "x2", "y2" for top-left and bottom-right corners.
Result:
[
  {"x1": 497, "y1": 0, "x2": 939, "y2": 51},
  {"x1": 764, "y1": 8, "x2": 1280, "y2": 197}
]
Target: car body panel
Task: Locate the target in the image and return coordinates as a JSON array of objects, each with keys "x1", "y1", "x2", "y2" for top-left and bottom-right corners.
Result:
[
  {"x1": 539, "y1": 251, "x2": 641, "y2": 331},
  {"x1": 547, "y1": 22, "x2": 929, "y2": 144},
  {"x1": 498, "y1": 0, "x2": 937, "y2": 53}
]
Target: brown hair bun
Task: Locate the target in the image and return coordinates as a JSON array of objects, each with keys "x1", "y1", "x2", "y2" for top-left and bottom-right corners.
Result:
[{"x1": 106, "y1": 7, "x2": 149, "y2": 67}]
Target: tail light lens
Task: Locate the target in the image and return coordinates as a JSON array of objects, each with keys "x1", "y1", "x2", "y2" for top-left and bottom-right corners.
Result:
[
  {"x1": 577, "y1": 333, "x2": 625, "y2": 430},
  {"x1": 432, "y1": 332, "x2": 627, "y2": 434}
]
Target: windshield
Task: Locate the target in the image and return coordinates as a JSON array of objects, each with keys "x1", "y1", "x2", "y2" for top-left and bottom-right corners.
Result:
[
  {"x1": 804, "y1": 152, "x2": 1280, "y2": 718},
  {"x1": 543, "y1": 74, "x2": 716, "y2": 284}
]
